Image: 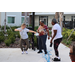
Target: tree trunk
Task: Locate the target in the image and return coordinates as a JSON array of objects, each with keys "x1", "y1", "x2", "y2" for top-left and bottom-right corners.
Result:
[
  {"x1": 25, "y1": 12, "x2": 27, "y2": 25},
  {"x1": 4, "y1": 12, "x2": 6, "y2": 33},
  {"x1": 55, "y1": 12, "x2": 64, "y2": 33},
  {"x1": 59, "y1": 12, "x2": 64, "y2": 33},
  {"x1": 55, "y1": 12, "x2": 59, "y2": 22}
]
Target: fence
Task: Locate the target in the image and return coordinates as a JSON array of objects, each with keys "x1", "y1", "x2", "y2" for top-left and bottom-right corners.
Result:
[{"x1": 63, "y1": 21, "x2": 75, "y2": 29}]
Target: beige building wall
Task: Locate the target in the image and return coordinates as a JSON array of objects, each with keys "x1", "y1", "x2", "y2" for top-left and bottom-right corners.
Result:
[
  {"x1": 48, "y1": 15, "x2": 54, "y2": 27},
  {"x1": 35, "y1": 15, "x2": 54, "y2": 27},
  {"x1": 65, "y1": 15, "x2": 71, "y2": 21},
  {"x1": 34, "y1": 14, "x2": 75, "y2": 27},
  {"x1": 35, "y1": 15, "x2": 39, "y2": 26}
]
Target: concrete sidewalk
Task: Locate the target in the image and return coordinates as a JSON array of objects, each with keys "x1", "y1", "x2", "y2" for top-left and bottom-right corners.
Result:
[
  {"x1": 0, "y1": 38, "x2": 71, "y2": 62},
  {"x1": 46, "y1": 38, "x2": 71, "y2": 62}
]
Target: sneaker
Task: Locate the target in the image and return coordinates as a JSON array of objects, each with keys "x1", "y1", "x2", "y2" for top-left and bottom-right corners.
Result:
[
  {"x1": 45, "y1": 52, "x2": 47, "y2": 54},
  {"x1": 22, "y1": 51, "x2": 24, "y2": 54},
  {"x1": 52, "y1": 57, "x2": 61, "y2": 61},
  {"x1": 25, "y1": 51, "x2": 28, "y2": 54},
  {"x1": 37, "y1": 51, "x2": 43, "y2": 54}
]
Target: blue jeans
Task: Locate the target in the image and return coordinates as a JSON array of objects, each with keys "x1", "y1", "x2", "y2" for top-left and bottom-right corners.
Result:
[{"x1": 38, "y1": 35, "x2": 47, "y2": 53}]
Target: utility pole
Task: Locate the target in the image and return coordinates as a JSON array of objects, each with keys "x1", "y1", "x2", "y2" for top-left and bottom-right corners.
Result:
[
  {"x1": 4, "y1": 12, "x2": 6, "y2": 33},
  {"x1": 32, "y1": 12, "x2": 35, "y2": 50}
]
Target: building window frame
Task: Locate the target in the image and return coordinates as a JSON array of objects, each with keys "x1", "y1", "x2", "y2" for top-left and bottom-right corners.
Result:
[
  {"x1": 39, "y1": 16, "x2": 48, "y2": 26},
  {"x1": 7, "y1": 15, "x2": 16, "y2": 25},
  {"x1": 21, "y1": 16, "x2": 29, "y2": 25}
]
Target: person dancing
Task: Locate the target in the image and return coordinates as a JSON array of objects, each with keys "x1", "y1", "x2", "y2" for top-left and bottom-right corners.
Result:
[
  {"x1": 50, "y1": 19, "x2": 62, "y2": 61},
  {"x1": 15, "y1": 23, "x2": 36, "y2": 54}
]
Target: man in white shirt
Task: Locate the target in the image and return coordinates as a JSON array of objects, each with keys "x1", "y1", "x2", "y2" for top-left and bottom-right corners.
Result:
[
  {"x1": 50, "y1": 19, "x2": 62, "y2": 61},
  {"x1": 15, "y1": 23, "x2": 36, "y2": 54}
]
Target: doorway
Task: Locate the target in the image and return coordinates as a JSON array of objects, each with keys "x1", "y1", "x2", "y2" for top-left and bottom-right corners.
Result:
[{"x1": 39, "y1": 16, "x2": 48, "y2": 26}]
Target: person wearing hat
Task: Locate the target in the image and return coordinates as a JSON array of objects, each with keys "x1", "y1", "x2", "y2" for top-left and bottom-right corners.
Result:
[
  {"x1": 50, "y1": 18, "x2": 62, "y2": 61},
  {"x1": 14, "y1": 23, "x2": 36, "y2": 54}
]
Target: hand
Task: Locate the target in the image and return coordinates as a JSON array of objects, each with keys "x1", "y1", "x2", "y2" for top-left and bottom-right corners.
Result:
[
  {"x1": 37, "y1": 30, "x2": 40, "y2": 33},
  {"x1": 50, "y1": 39, "x2": 52, "y2": 43},
  {"x1": 34, "y1": 32, "x2": 37, "y2": 34},
  {"x1": 48, "y1": 36, "x2": 50, "y2": 40}
]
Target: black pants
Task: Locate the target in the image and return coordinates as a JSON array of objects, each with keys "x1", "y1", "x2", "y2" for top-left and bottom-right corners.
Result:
[
  {"x1": 54, "y1": 38, "x2": 62, "y2": 57},
  {"x1": 38, "y1": 35, "x2": 47, "y2": 53}
]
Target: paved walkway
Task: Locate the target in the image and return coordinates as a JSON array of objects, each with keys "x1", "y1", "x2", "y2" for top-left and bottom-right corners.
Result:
[{"x1": 0, "y1": 38, "x2": 71, "y2": 62}]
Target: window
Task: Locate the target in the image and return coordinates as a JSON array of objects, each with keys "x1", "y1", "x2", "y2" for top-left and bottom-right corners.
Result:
[
  {"x1": 21, "y1": 17, "x2": 24, "y2": 23},
  {"x1": 8, "y1": 17, "x2": 15, "y2": 23},
  {"x1": 21, "y1": 17, "x2": 29, "y2": 25}
]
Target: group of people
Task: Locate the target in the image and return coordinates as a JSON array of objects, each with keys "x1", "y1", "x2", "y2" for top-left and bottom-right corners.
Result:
[{"x1": 15, "y1": 18, "x2": 63, "y2": 61}]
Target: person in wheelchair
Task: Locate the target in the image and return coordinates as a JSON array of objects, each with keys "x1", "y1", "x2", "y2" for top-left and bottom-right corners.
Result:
[{"x1": 15, "y1": 23, "x2": 36, "y2": 54}]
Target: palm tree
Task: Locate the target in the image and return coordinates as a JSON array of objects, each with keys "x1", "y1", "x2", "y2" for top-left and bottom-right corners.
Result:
[
  {"x1": 4, "y1": 12, "x2": 6, "y2": 33},
  {"x1": 55, "y1": 12, "x2": 59, "y2": 22},
  {"x1": 24, "y1": 12, "x2": 27, "y2": 25},
  {"x1": 59, "y1": 12, "x2": 64, "y2": 33},
  {"x1": 55, "y1": 12, "x2": 64, "y2": 33}
]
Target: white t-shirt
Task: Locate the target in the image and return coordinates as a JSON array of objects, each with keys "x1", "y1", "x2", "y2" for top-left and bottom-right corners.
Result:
[
  {"x1": 52, "y1": 23, "x2": 62, "y2": 40},
  {"x1": 17, "y1": 28, "x2": 29, "y2": 39}
]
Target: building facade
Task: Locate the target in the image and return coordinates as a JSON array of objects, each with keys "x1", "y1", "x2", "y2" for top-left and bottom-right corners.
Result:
[
  {"x1": 0, "y1": 12, "x2": 30, "y2": 27},
  {"x1": 0, "y1": 12, "x2": 1, "y2": 26},
  {"x1": 34, "y1": 12, "x2": 75, "y2": 27},
  {"x1": 0, "y1": 12, "x2": 75, "y2": 28}
]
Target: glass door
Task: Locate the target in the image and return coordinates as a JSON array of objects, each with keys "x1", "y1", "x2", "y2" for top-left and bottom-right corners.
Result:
[{"x1": 39, "y1": 16, "x2": 48, "y2": 26}]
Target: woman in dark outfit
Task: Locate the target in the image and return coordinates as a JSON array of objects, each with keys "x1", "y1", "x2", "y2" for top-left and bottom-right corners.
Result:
[
  {"x1": 37, "y1": 20, "x2": 50, "y2": 54},
  {"x1": 50, "y1": 19, "x2": 63, "y2": 61}
]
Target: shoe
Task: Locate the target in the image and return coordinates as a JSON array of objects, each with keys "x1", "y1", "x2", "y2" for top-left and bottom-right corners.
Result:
[
  {"x1": 45, "y1": 52, "x2": 47, "y2": 54},
  {"x1": 22, "y1": 51, "x2": 24, "y2": 54},
  {"x1": 37, "y1": 51, "x2": 43, "y2": 53},
  {"x1": 52, "y1": 57, "x2": 61, "y2": 61},
  {"x1": 25, "y1": 51, "x2": 28, "y2": 54}
]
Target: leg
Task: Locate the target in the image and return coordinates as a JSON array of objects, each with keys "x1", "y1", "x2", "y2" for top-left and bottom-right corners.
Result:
[
  {"x1": 41, "y1": 35, "x2": 47, "y2": 54},
  {"x1": 24, "y1": 38, "x2": 29, "y2": 51},
  {"x1": 20, "y1": 39, "x2": 23, "y2": 51},
  {"x1": 54, "y1": 38, "x2": 62, "y2": 57},
  {"x1": 54, "y1": 40, "x2": 59, "y2": 57},
  {"x1": 38, "y1": 36, "x2": 42, "y2": 52}
]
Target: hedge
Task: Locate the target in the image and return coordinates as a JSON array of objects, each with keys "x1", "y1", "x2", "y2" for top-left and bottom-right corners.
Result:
[{"x1": 62, "y1": 28, "x2": 75, "y2": 41}]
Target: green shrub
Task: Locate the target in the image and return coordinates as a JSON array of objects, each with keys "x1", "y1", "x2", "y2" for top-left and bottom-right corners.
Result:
[
  {"x1": 8, "y1": 36, "x2": 15, "y2": 43},
  {"x1": 62, "y1": 28, "x2": 75, "y2": 40},
  {"x1": 4, "y1": 39, "x2": 11, "y2": 46},
  {"x1": 7, "y1": 30, "x2": 15, "y2": 37},
  {"x1": 34, "y1": 35, "x2": 37, "y2": 47},
  {"x1": 14, "y1": 32, "x2": 20, "y2": 38},
  {"x1": 8, "y1": 26, "x2": 20, "y2": 32},
  {"x1": 62, "y1": 39, "x2": 72, "y2": 46},
  {"x1": 66, "y1": 40, "x2": 72, "y2": 45},
  {"x1": 0, "y1": 32, "x2": 4, "y2": 36},
  {"x1": 49, "y1": 31, "x2": 52, "y2": 35},
  {"x1": 0, "y1": 36, "x2": 5, "y2": 43},
  {"x1": 1, "y1": 25, "x2": 10, "y2": 30},
  {"x1": 28, "y1": 32, "x2": 32, "y2": 40},
  {"x1": 34, "y1": 26, "x2": 38, "y2": 31}
]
